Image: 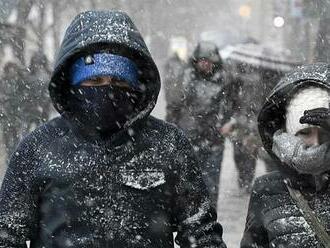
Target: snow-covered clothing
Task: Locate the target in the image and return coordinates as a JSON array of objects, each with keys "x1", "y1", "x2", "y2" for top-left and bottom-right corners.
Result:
[
  {"x1": 300, "y1": 107, "x2": 330, "y2": 131},
  {"x1": 0, "y1": 10, "x2": 226, "y2": 248},
  {"x1": 241, "y1": 63, "x2": 330, "y2": 248},
  {"x1": 272, "y1": 130, "x2": 330, "y2": 176},
  {"x1": 178, "y1": 42, "x2": 233, "y2": 146},
  {"x1": 241, "y1": 171, "x2": 330, "y2": 248},
  {"x1": 70, "y1": 53, "x2": 139, "y2": 87}
]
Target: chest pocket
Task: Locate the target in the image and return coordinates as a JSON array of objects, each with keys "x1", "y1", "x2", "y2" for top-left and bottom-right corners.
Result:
[{"x1": 119, "y1": 170, "x2": 166, "y2": 190}]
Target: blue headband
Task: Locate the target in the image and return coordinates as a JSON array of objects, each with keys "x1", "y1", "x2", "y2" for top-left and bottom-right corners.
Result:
[{"x1": 70, "y1": 53, "x2": 139, "y2": 87}]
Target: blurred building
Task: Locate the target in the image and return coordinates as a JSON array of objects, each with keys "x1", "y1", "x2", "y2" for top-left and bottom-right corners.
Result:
[{"x1": 232, "y1": 0, "x2": 321, "y2": 63}]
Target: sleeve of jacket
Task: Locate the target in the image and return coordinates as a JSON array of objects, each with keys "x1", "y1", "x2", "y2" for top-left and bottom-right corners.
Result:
[
  {"x1": 240, "y1": 178, "x2": 269, "y2": 248},
  {"x1": 219, "y1": 72, "x2": 240, "y2": 124},
  {"x1": 0, "y1": 135, "x2": 40, "y2": 248},
  {"x1": 172, "y1": 130, "x2": 226, "y2": 248},
  {"x1": 227, "y1": 75, "x2": 241, "y2": 118}
]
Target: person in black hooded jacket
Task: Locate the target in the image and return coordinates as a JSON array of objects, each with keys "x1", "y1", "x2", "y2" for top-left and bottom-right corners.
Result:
[
  {"x1": 177, "y1": 41, "x2": 235, "y2": 208},
  {"x1": 0, "y1": 10, "x2": 226, "y2": 248},
  {"x1": 241, "y1": 63, "x2": 330, "y2": 248}
]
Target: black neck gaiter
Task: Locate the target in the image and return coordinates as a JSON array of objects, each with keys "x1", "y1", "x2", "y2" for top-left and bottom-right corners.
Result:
[{"x1": 65, "y1": 85, "x2": 142, "y2": 136}]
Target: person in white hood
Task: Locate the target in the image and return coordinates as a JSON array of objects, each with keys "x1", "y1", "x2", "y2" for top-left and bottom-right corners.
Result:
[
  {"x1": 241, "y1": 63, "x2": 330, "y2": 248},
  {"x1": 272, "y1": 86, "x2": 330, "y2": 181}
]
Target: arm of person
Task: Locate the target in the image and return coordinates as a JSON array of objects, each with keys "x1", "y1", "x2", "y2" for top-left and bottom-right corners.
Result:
[
  {"x1": 172, "y1": 131, "x2": 226, "y2": 248},
  {"x1": 219, "y1": 76, "x2": 243, "y2": 136},
  {"x1": 240, "y1": 179, "x2": 269, "y2": 248},
  {"x1": 216, "y1": 73, "x2": 240, "y2": 126},
  {"x1": 0, "y1": 135, "x2": 39, "y2": 247}
]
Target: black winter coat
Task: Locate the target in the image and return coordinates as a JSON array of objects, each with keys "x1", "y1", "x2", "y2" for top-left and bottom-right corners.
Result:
[
  {"x1": 0, "y1": 10, "x2": 226, "y2": 248},
  {"x1": 241, "y1": 63, "x2": 330, "y2": 248},
  {"x1": 241, "y1": 171, "x2": 330, "y2": 248},
  {"x1": 178, "y1": 42, "x2": 235, "y2": 148}
]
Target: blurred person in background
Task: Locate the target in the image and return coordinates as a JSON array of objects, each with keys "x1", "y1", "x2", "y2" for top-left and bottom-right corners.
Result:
[
  {"x1": 241, "y1": 63, "x2": 330, "y2": 248},
  {"x1": 221, "y1": 44, "x2": 296, "y2": 193},
  {"x1": 177, "y1": 41, "x2": 236, "y2": 208}
]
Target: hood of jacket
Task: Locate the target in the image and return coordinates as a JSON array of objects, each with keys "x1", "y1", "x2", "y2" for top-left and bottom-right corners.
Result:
[
  {"x1": 49, "y1": 10, "x2": 160, "y2": 129},
  {"x1": 258, "y1": 63, "x2": 330, "y2": 156},
  {"x1": 258, "y1": 63, "x2": 330, "y2": 189},
  {"x1": 190, "y1": 41, "x2": 223, "y2": 78}
]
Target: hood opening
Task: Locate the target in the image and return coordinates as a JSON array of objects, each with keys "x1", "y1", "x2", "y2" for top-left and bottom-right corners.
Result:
[
  {"x1": 257, "y1": 63, "x2": 330, "y2": 189},
  {"x1": 258, "y1": 63, "x2": 330, "y2": 158},
  {"x1": 50, "y1": 42, "x2": 159, "y2": 115},
  {"x1": 258, "y1": 79, "x2": 330, "y2": 158},
  {"x1": 259, "y1": 79, "x2": 330, "y2": 190},
  {"x1": 190, "y1": 41, "x2": 223, "y2": 75},
  {"x1": 48, "y1": 11, "x2": 161, "y2": 131}
]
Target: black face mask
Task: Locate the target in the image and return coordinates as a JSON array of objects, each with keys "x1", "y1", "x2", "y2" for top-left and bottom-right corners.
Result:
[{"x1": 66, "y1": 85, "x2": 142, "y2": 135}]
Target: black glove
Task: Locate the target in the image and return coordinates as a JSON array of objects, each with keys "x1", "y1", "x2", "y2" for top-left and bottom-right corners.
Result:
[{"x1": 300, "y1": 107, "x2": 330, "y2": 130}]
